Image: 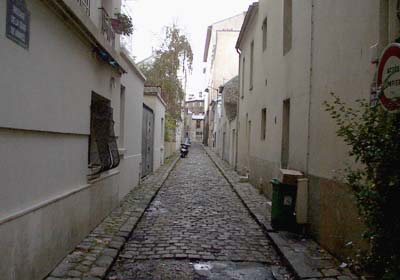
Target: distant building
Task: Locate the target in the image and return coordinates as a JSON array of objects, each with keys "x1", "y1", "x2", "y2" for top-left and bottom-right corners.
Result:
[
  {"x1": 184, "y1": 99, "x2": 205, "y2": 142},
  {"x1": 202, "y1": 12, "x2": 245, "y2": 149}
]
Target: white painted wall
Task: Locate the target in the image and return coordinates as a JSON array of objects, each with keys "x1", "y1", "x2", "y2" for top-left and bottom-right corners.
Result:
[
  {"x1": 144, "y1": 94, "x2": 166, "y2": 171},
  {"x1": 237, "y1": 0, "x2": 311, "y2": 186},
  {"x1": 0, "y1": 1, "x2": 143, "y2": 279},
  {"x1": 236, "y1": 0, "x2": 396, "y2": 260},
  {"x1": 119, "y1": 51, "x2": 145, "y2": 200},
  {"x1": 309, "y1": 0, "x2": 380, "y2": 179},
  {"x1": 203, "y1": 13, "x2": 245, "y2": 147}
]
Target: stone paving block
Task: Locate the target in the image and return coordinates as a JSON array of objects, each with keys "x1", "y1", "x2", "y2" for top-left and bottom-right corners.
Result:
[
  {"x1": 95, "y1": 255, "x2": 114, "y2": 267},
  {"x1": 90, "y1": 266, "x2": 107, "y2": 277},
  {"x1": 322, "y1": 268, "x2": 341, "y2": 277}
]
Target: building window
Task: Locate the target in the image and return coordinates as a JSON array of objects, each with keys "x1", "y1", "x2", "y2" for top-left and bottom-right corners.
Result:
[
  {"x1": 88, "y1": 92, "x2": 120, "y2": 178},
  {"x1": 250, "y1": 40, "x2": 254, "y2": 90},
  {"x1": 262, "y1": 17, "x2": 268, "y2": 51},
  {"x1": 283, "y1": 0, "x2": 292, "y2": 55},
  {"x1": 196, "y1": 132, "x2": 203, "y2": 136},
  {"x1": 196, "y1": 120, "x2": 201, "y2": 129},
  {"x1": 261, "y1": 108, "x2": 267, "y2": 140}
]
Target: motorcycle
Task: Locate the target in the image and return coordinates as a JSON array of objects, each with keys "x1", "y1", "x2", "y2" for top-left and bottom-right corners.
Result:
[{"x1": 180, "y1": 143, "x2": 190, "y2": 158}]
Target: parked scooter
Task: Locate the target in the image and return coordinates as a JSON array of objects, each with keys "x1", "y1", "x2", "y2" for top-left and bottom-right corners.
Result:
[
  {"x1": 180, "y1": 137, "x2": 191, "y2": 158},
  {"x1": 180, "y1": 143, "x2": 189, "y2": 158}
]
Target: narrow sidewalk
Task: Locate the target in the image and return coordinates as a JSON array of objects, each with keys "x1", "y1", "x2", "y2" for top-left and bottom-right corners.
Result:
[
  {"x1": 46, "y1": 155, "x2": 180, "y2": 280},
  {"x1": 203, "y1": 146, "x2": 358, "y2": 280}
]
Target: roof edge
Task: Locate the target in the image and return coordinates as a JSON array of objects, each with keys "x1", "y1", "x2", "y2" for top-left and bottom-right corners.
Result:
[
  {"x1": 235, "y1": 2, "x2": 259, "y2": 51},
  {"x1": 203, "y1": 26, "x2": 213, "y2": 62},
  {"x1": 121, "y1": 49, "x2": 146, "y2": 81}
]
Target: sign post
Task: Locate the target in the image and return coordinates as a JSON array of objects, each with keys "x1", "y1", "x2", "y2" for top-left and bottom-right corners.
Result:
[{"x1": 377, "y1": 43, "x2": 400, "y2": 113}]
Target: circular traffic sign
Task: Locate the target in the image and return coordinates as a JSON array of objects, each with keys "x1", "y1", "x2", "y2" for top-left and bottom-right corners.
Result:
[{"x1": 377, "y1": 43, "x2": 400, "y2": 112}]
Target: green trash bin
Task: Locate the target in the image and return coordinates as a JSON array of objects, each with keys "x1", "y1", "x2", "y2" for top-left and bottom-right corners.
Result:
[{"x1": 271, "y1": 178, "x2": 297, "y2": 230}]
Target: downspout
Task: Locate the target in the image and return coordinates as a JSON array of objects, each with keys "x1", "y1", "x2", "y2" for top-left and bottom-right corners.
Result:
[
  {"x1": 306, "y1": 0, "x2": 314, "y2": 175},
  {"x1": 235, "y1": 47, "x2": 242, "y2": 171}
]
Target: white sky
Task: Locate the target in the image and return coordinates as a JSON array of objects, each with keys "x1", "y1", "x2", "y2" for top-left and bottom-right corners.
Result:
[{"x1": 122, "y1": 0, "x2": 254, "y2": 98}]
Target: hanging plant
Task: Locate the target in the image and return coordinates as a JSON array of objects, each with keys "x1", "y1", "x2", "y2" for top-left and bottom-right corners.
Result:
[{"x1": 111, "y1": 12, "x2": 133, "y2": 36}]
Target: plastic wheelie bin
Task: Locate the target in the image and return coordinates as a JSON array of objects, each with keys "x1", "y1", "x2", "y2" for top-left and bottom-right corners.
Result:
[{"x1": 270, "y1": 178, "x2": 297, "y2": 230}]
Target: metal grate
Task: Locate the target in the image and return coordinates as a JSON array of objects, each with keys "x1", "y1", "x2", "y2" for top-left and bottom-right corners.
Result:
[
  {"x1": 99, "y1": 7, "x2": 115, "y2": 48},
  {"x1": 89, "y1": 93, "x2": 120, "y2": 176}
]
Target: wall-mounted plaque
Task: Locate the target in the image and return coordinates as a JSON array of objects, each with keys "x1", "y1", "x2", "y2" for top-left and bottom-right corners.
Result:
[{"x1": 6, "y1": 0, "x2": 30, "y2": 49}]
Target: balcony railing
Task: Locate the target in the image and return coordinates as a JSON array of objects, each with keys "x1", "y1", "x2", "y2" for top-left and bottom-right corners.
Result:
[
  {"x1": 77, "y1": 0, "x2": 90, "y2": 15},
  {"x1": 99, "y1": 7, "x2": 115, "y2": 48}
]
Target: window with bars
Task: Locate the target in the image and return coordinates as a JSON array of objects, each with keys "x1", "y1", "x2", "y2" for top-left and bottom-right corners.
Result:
[{"x1": 88, "y1": 92, "x2": 120, "y2": 178}]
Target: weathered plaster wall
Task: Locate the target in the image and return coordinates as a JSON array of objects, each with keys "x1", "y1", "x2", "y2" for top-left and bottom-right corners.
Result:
[{"x1": 307, "y1": 0, "x2": 378, "y2": 258}]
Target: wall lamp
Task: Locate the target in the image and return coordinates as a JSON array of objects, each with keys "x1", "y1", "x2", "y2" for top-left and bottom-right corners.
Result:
[{"x1": 204, "y1": 86, "x2": 224, "y2": 93}]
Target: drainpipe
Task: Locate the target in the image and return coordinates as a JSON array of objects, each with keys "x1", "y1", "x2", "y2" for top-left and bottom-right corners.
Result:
[
  {"x1": 235, "y1": 47, "x2": 242, "y2": 171},
  {"x1": 306, "y1": 0, "x2": 314, "y2": 175}
]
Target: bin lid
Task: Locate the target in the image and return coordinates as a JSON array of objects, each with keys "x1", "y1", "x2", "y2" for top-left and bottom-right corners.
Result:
[
  {"x1": 279, "y1": 169, "x2": 304, "y2": 185},
  {"x1": 270, "y1": 178, "x2": 281, "y2": 185}
]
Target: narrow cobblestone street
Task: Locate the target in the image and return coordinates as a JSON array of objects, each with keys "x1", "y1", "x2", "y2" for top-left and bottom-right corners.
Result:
[{"x1": 107, "y1": 144, "x2": 293, "y2": 279}]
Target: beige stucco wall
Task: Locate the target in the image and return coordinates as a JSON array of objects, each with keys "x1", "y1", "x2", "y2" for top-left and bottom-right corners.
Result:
[
  {"x1": 237, "y1": 0, "x2": 311, "y2": 190},
  {"x1": 307, "y1": 0, "x2": 379, "y2": 258},
  {"x1": 236, "y1": 0, "x2": 392, "y2": 260},
  {"x1": 144, "y1": 94, "x2": 166, "y2": 171},
  {"x1": 0, "y1": 1, "x2": 143, "y2": 279}
]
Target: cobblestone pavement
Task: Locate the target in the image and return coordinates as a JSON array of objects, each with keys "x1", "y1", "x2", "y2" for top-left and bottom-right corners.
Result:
[
  {"x1": 107, "y1": 144, "x2": 294, "y2": 279},
  {"x1": 204, "y1": 146, "x2": 359, "y2": 280}
]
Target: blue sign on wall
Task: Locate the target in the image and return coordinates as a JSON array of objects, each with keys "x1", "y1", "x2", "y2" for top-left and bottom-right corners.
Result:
[{"x1": 6, "y1": 0, "x2": 30, "y2": 49}]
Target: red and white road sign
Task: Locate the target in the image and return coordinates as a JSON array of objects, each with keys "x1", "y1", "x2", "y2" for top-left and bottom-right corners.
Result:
[{"x1": 377, "y1": 43, "x2": 400, "y2": 112}]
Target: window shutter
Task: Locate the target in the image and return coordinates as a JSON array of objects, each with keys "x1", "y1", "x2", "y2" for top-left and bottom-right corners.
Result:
[{"x1": 91, "y1": 98, "x2": 120, "y2": 173}]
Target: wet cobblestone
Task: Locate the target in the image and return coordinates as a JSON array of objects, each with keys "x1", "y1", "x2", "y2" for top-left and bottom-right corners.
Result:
[
  {"x1": 108, "y1": 144, "x2": 293, "y2": 279},
  {"x1": 112, "y1": 145, "x2": 280, "y2": 264}
]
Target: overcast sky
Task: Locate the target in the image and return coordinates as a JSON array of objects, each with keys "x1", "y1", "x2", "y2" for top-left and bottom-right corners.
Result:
[{"x1": 123, "y1": 0, "x2": 254, "y2": 97}]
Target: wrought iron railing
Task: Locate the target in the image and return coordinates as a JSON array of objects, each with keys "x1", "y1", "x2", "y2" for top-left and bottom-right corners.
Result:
[
  {"x1": 77, "y1": 0, "x2": 90, "y2": 15},
  {"x1": 99, "y1": 7, "x2": 115, "y2": 48}
]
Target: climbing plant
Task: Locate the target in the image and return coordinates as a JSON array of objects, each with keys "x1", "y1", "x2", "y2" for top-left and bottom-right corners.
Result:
[{"x1": 324, "y1": 93, "x2": 400, "y2": 279}]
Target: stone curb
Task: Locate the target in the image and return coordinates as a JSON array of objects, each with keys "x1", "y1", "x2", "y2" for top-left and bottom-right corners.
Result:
[
  {"x1": 203, "y1": 146, "x2": 358, "y2": 280},
  {"x1": 45, "y1": 155, "x2": 180, "y2": 280}
]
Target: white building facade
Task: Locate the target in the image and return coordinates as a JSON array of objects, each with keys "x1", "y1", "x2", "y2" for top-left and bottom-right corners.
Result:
[
  {"x1": 235, "y1": 0, "x2": 400, "y2": 261},
  {"x1": 203, "y1": 13, "x2": 245, "y2": 149},
  {"x1": 143, "y1": 86, "x2": 166, "y2": 173},
  {"x1": 0, "y1": 1, "x2": 145, "y2": 279}
]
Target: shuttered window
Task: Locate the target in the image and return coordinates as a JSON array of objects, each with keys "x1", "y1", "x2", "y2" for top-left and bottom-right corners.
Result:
[{"x1": 88, "y1": 92, "x2": 120, "y2": 177}]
